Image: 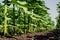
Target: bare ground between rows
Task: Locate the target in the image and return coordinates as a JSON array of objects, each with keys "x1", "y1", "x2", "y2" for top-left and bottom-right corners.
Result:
[{"x1": 0, "y1": 29, "x2": 60, "y2": 40}]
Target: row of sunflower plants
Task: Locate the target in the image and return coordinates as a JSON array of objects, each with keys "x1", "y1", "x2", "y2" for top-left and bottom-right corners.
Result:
[{"x1": 0, "y1": 0, "x2": 54, "y2": 36}]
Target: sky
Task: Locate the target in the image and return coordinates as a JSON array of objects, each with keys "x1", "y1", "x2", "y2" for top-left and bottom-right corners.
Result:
[
  {"x1": 44, "y1": 0, "x2": 60, "y2": 25},
  {"x1": 0, "y1": 0, "x2": 60, "y2": 25}
]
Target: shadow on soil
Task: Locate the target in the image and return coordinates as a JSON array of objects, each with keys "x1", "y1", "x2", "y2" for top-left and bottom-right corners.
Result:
[{"x1": 0, "y1": 29, "x2": 60, "y2": 40}]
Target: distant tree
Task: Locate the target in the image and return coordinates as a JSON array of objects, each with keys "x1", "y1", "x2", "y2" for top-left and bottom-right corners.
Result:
[{"x1": 56, "y1": 2, "x2": 60, "y2": 29}]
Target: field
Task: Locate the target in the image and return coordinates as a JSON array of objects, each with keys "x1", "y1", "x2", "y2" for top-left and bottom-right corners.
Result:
[
  {"x1": 0, "y1": 0, "x2": 60, "y2": 40},
  {"x1": 0, "y1": 29, "x2": 60, "y2": 40}
]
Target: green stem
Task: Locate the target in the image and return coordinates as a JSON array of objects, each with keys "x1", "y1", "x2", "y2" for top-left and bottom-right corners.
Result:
[
  {"x1": 24, "y1": 13, "x2": 26, "y2": 33},
  {"x1": 18, "y1": 8, "x2": 20, "y2": 24},
  {"x1": 28, "y1": 15, "x2": 31, "y2": 32},
  {"x1": 13, "y1": 4, "x2": 15, "y2": 26},
  {"x1": 4, "y1": 4, "x2": 8, "y2": 36}
]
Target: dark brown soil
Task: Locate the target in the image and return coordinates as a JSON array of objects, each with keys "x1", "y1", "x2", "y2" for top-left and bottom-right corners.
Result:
[{"x1": 0, "y1": 29, "x2": 60, "y2": 40}]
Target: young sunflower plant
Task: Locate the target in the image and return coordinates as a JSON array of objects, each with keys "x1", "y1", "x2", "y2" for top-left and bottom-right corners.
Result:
[{"x1": 3, "y1": 0, "x2": 8, "y2": 36}]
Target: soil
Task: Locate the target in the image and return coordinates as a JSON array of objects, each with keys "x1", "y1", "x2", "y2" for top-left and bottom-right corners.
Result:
[{"x1": 0, "y1": 29, "x2": 60, "y2": 40}]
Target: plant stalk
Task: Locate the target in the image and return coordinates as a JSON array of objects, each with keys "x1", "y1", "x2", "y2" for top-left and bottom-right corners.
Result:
[{"x1": 4, "y1": 0, "x2": 8, "y2": 36}]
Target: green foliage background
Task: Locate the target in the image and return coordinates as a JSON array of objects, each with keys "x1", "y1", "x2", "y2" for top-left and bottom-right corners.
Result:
[
  {"x1": 0, "y1": 0, "x2": 54, "y2": 36},
  {"x1": 56, "y1": 2, "x2": 60, "y2": 29}
]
